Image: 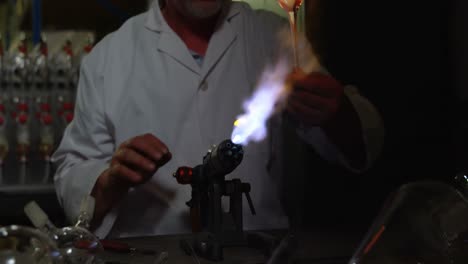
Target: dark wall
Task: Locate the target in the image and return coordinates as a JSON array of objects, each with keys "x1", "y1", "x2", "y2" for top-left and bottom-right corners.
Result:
[
  {"x1": 451, "y1": 0, "x2": 468, "y2": 170},
  {"x1": 21, "y1": 0, "x2": 148, "y2": 40},
  {"x1": 297, "y1": 1, "x2": 454, "y2": 229},
  {"x1": 319, "y1": 1, "x2": 452, "y2": 182},
  {"x1": 452, "y1": 0, "x2": 468, "y2": 101}
]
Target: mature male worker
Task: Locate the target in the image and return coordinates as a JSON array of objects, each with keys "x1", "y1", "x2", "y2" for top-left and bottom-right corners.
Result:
[{"x1": 52, "y1": 0, "x2": 384, "y2": 238}]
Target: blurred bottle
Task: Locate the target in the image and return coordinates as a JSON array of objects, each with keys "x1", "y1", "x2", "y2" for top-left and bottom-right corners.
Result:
[
  {"x1": 0, "y1": 33, "x2": 5, "y2": 93},
  {"x1": 24, "y1": 197, "x2": 103, "y2": 264},
  {"x1": 50, "y1": 39, "x2": 74, "y2": 107},
  {"x1": 12, "y1": 98, "x2": 30, "y2": 184},
  {"x1": 0, "y1": 35, "x2": 12, "y2": 118},
  {"x1": 0, "y1": 33, "x2": 10, "y2": 123},
  {"x1": 349, "y1": 181, "x2": 468, "y2": 264},
  {"x1": 38, "y1": 111, "x2": 54, "y2": 183},
  {"x1": 73, "y1": 34, "x2": 94, "y2": 88},
  {"x1": 0, "y1": 104, "x2": 9, "y2": 166},
  {"x1": 38, "y1": 112, "x2": 54, "y2": 161},
  {"x1": 0, "y1": 102, "x2": 8, "y2": 184},
  {"x1": 0, "y1": 38, "x2": 7, "y2": 171},
  {"x1": 83, "y1": 34, "x2": 94, "y2": 55},
  {"x1": 58, "y1": 102, "x2": 74, "y2": 138},
  {"x1": 15, "y1": 102, "x2": 30, "y2": 163},
  {"x1": 74, "y1": 196, "x2": 94, "y2": 231},
  {"x1": 31, "y1": 34, "x2": 50, "y2": 114},
  {"x1": 0, "y1": 225, "x2": 64, "y2": 264},
  {"x1": 0, "y1": 32, "x2": 4, "y2": 66},
  {"x1": 9, "y1": 33, "x2": 30, "y2": 105}
]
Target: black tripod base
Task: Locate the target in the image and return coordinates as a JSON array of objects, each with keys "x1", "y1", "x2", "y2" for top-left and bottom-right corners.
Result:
[
  {"x1": 180, "y1": 233, "x2": 223, "y2": 261},
  {"x1": 180, "y1": 231, "x2": 280, "y2": 262}
]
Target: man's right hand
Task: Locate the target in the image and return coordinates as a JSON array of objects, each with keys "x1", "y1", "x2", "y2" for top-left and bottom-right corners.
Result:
[
  {"x1": 91, "y1": 133, "x2": 172, "y2": 226},
  {"x1": 108, "y1": 133, "x2": 172, "y2": 186}
]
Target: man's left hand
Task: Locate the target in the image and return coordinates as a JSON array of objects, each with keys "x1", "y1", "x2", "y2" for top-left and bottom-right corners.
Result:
[{"x1": 286, "y1": 71, "x2": 344, "y2": 126}]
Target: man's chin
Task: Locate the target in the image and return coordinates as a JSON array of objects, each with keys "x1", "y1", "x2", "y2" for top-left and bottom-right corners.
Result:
[{"x1": 186, "y1": 1, "x2": 225, "y2": 19}]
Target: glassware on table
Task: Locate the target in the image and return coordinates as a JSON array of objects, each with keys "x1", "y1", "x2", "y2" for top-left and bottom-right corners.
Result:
[
  {"x1": 349, "y1": 181, "x2": 468, "y2": 264},
  {"x1": 0, "y1": 225, "x2": 64, "y2": 264},
  {"x1": 24, "y1": 197, "x2": 103, "y2": 264}
]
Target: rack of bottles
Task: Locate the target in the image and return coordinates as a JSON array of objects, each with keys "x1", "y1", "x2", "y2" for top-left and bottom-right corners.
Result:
[{"x1": 0, "y1": 32, "x2": 94, "y2": 189}]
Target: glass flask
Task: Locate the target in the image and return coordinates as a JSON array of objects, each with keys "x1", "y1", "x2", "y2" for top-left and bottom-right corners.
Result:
[
  {"x1": 349, "y1": 181, "x2": 468, "y2": 264},
  {"x1": 0, "y1": 225, "x2": 64, "y2": 264},
  {"x1": 454, "y1": 170, "x2": 468, "y2": 198},
  {"x1": 24, "y1": 197, "x2": 103, "y2": 264}
]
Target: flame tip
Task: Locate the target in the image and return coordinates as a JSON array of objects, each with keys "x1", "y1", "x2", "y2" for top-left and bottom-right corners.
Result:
[{"x1": 230, "y1": 57, "x2": 292, "y2": 148}]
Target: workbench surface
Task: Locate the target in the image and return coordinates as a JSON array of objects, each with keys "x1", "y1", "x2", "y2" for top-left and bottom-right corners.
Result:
[{"x1": 97, "y1": 228, "x2": 364, "y2": 264}]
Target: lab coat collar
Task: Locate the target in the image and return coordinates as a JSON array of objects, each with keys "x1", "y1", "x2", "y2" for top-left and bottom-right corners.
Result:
[
  {"x1": 144, "y1": 0, "x2": 169, "y2": 33},
  {"x1": 199, "y1": 14, "x2": 237, "y2": 81},
  {"x1": 144, "y1": 0, "x2": 239, "y2": 77}
]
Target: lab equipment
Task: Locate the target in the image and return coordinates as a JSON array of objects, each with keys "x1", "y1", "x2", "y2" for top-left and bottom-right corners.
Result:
[
  {"x1": 15, "y1": 104, "x2": 30, "y2": 164},
  {"x1": 24, "y1": 197, "x2": 103, "y2": 264},
  {"x1": 0, "y1": 225, "x2": 64, "y2": 264},
  {"x1": 95, "y1": 240, "x2": 158, "y2": 255},
  {"x1": 31, "y1": 35, "x2": 50, "y2": 117},
  {"x1": 50, "y1": 39, "x2": 75, "y2": 108},
  {"x1": 38, "y1": 111, "x2": 54, "y2": 183},
  {"x1": 174, "y1": 139, "x2": 257, "y2": 261},
  {"x1": 0, "y1": 33, "x2": 4, "y2": 92},
  {"x1": 0, "y1": 32, "x2": 91, "y2": 185},
  {"x1": 15, "y1": 103, "x2": 30, "y2": 183},
  {"x1": 8, "y1": 33, "x2": 30, "y2": 105},
  {"x1": 349, "y1": 181, "x2": 468, "y2": 264},
  {"x1": 31, "y1": 36, "x2": 48, "y2": 90},
  {"x1": 0, "y1": 108, "x2": 9, "y2": 166}
]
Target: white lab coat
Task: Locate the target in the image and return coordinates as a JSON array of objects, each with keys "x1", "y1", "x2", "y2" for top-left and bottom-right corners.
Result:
[{"x1": 52, "y1": 1, "x2": 384, "y2": 238}]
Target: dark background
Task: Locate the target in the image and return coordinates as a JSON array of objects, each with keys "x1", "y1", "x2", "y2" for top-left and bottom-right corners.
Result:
[
  {"x1": 20, "y1": 0, "x2": 149, "y2": 40},
  {"x1": 2, "y1": 0, "x2": 464, "y2": 238},
  {"x1": 298, "y1": 0, "x2": 455, "y2": 231}
]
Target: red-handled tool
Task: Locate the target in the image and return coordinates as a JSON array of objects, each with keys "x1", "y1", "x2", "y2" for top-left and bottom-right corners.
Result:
[
  {"x1": 101, "y1": 240, "x2": 159, "y2": 255},
  {"x1": 75, "y1": 239, "x2": 158, "y2": 255}
]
